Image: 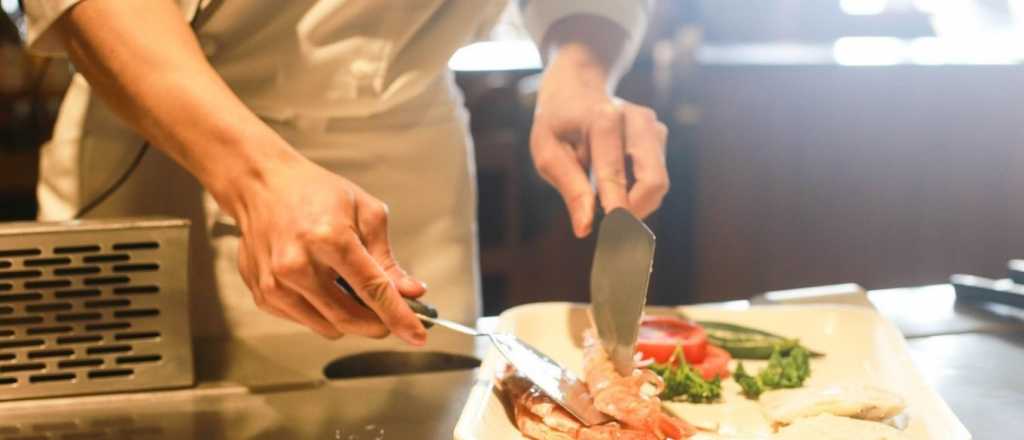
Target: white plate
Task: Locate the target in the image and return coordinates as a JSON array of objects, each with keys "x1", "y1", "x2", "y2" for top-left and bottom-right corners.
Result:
[{"x1": 453, "y1": 302, "x2": 970, "y2": 440}]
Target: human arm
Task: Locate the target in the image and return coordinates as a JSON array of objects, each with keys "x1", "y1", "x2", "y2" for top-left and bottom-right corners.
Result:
[
  {"x1": 32, "y1": 0, "x2": 428, "y2": 344},
  {"x1": 521, "y1": 1, "x2": 669, "y2": 237}
]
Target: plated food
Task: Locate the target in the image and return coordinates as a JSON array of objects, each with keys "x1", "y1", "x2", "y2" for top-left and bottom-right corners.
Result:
[
  {"x1": 499, "y1": 330, "x2": 694, "y2": 439},
  {"x1": 454, "y1": 303, "x2": 970, "y2": 440},
  {"x1": 499, "y1": 315, "x2": 912, "y2": 439}
]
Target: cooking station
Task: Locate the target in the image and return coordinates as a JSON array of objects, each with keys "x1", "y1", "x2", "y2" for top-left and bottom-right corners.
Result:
[{"x1": 0, "y1": 283, "x2": 1017, "y2": 439}]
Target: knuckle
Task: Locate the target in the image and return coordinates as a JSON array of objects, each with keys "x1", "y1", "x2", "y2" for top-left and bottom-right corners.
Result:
[
  {"x1": 364, "y1": 201, "x2": 389, "y2": 225},
  {"x1": 257, "y1": 274, "x2": 278, "y2": 296},
  {"x1": 300, "y1": 221, "x2": 345, "y2": 246},
  {"x1": 270, "y1": 252, "x2": 307, "y2": 278},
  {"x1": 360, "y1": 276, "x2": 393, "y2": 305},
  {"x1": 532, "y1": 149, "x2": 556, "y2": 172},
  {"x1": 635, "y1": 106, "x2": 658, "y2": 122},
  {"x1": 654, "y1": 121, "x2": 669, "y2": 140},
  {"x1": 366, "y1": 326, "x2": 390, "y2": 339}
]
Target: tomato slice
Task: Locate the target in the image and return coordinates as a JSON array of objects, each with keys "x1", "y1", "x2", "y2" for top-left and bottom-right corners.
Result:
[
  {"x1": 691, "y1": 345, "x2": 732, "y2": 380},
  {"x1": 635, "y1": 316, "x2": 708, "y2": 364}
]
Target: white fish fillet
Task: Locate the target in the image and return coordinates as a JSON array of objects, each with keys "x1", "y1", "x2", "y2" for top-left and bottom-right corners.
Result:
[
  {"x1": 774, "y1": 414, "x2": 911, "y2": 440},
  {"x1": 760, "y1": 384, "x2": 905, "y2": 425}
]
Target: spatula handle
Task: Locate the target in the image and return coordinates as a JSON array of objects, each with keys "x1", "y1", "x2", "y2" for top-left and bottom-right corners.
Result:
[{"x1": 334, "y1": 276, "x2": 439, "y2": 327}]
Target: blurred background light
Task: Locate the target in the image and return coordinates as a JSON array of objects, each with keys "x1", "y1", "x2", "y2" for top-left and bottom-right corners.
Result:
[
  {"x1": 0, "y1": 0, "x2": 18, "y2": 15},
  {"x1": 833, "y1": 36, "x2": 908, "y2": 65},
  {"x1": 449, "y1": 40, "x2": 541, "y2": 71},
  {"x1": 841, "y1": 0, "x2": 890, "y2": 15}
]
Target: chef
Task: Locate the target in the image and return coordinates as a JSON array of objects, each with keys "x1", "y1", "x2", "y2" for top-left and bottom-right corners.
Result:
[{"x1": 24, "y1": 0, "x2": 669, "y2": 345}]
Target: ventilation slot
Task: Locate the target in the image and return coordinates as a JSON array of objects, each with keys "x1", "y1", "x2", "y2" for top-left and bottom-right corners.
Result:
[
  {"x1": 114, "y1": 331, "x2": 159, "y2": 341},
  {"x1": 0, "y1": 316, "x2": 43, "y2": 326},
  {"x1": 0, "y1": 248, "x2": 41, "y2": 257},
  {"x1": 0, "y1": 270, "x2": 42, "y2": 280},
  {"x1": 59, "y1": 358, "x2": 103, "y2": 369},
  {"x1": 87, "y1": 345, "x2": 130, "y2": 355},
  {"x1": 6, "y1": 435, "x2": 48, "y2": 440},
  {"x1": 55, "y1": 267, "x2": 102, "y2": 276},
  {"x1": 85, "y1": 299, "x2": 130, "y2": 309},
  {"x1": 113, "y1": 285, "x2": 158, "y2": 296},
  {"x1": 29, "y1": 373, "x2": 75, "y2": 383},
  {"x1": 0, "y1": 377, "x2": 15, "y2": 385},
  {"x1": 112, "y1": 263, "x2": 159, "y2": 273},
  {"x1": 0, "y1": 305, "x2": 12, "y2": 315},
  {"x1": 0, "y1": 329, "x2": 13, "y2": 337},
  {"x1": 25, "y1": 279, "x2": 72, "y2": 289},
  {"x1": 116, "y1": 354, "x2": 161, "y2": 365},
  {"x1": 88, "y1": 369, "x2": 132, "y2": 379},
  {"x1": 53, "y1": 245, "x2": 100, "y2": 254},
  {"x1": 0, "y1": 261, "x2": 9, "y2": 269},
  {"x1": 83, "y1": 276, "x2": 130, "y2": 286},
  {"x1": 113, "y1": 309, "x2": 159, "y2": 319},
  {"x1": 112, "y1": 242, "x2": 158, "y2": 251},
  {"x1": 83, "y1": 254, "x2": 130, "y2": 263},
  {"x1": 55, "y1": 289, "x2": 101, "y2": 299},
  {"x1": 28, "y1": 349, "x2": 74, "y2": 359},
  {"x1": 25, "y1": 302, "x2": 73, "y2": 313},
  {"x1": 56, "y1": 313, "x2": 102, "y2": 323},
  {"x1": 61, "y1": 432, "x2": 109, "y2": 440},
  {"x1": 85, "y1": 322, "x2": 130, "y2": 332},
  {"x1": 0, "y1": 353, "x2": 14, "y2": 361},
  {"x1": 27, "y1": 326, "x2": 73, "y2": 335},
  {"x1": 57, "y1": 335, "x2": 103, "y2": 345},
  {"x1": 24, "y1": 257, "x2": 71, "y2": 267},
  {"x1": 0, "y1": 339, "x2": 44, "y2": 349},
  {"x1": 0, "y1": 363, "x2": 45, "y2": 373},
  {"x1": 0, "y1": 283, "x2": 10, "y2": 291},
  {"x1": 0, "y1": 292, "x2": 42, "y2": 302}
]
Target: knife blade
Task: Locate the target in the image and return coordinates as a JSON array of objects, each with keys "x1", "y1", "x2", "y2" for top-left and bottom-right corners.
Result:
[{"x1": 589, "y1": 208, "x2": 656, "y2": 376}]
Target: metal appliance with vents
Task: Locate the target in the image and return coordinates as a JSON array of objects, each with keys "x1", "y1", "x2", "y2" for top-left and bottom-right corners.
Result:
[{"x1": 0, "y1": 218, "x2": 194, "y2": 401}]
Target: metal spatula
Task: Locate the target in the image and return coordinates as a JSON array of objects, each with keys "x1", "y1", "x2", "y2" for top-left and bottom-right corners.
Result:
[
  {"x1": 589, "y1": 208, "x2": 656, "y2": 376},
  {"x1": 334, "y1": 277, "x2": 611, "y2": 426}
]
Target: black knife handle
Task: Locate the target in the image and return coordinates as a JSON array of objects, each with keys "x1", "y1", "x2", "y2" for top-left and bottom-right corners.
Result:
[{"x1": 333, "y1": 276, "x2": 438, "y2": 327}]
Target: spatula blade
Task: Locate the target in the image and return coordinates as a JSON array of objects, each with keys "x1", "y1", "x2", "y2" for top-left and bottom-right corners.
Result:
[
  {"x1": 489, "y1": 334, "x2": 610, "y2": 426},
  {"x1": 589, "y1": 208, "x2": 656, "y2": 376}
]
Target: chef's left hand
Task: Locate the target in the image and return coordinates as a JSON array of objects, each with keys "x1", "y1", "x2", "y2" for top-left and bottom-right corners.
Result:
[{"x1": 530, "y1": 44, "x2": 669, "y2": 238}]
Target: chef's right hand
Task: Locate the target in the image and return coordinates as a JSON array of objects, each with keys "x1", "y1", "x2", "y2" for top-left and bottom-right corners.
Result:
[{"x1": 219, "y1": 152, "x2": 428, "y2": 345}]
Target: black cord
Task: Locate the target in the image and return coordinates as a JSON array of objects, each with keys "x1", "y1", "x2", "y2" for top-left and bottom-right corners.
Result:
[
  {"x1": 73, "y1": 141, "x2": 150, "y2": 218},
  {"x1": 72, "y1": 1, "x2": 205, "y2": 219}
]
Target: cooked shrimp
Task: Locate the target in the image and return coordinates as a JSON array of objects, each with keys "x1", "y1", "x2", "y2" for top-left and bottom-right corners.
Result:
[
  {"x1": 499, "y1": 329, "x2": 696, "y2": 440},
  {"x1": 583, "y1": 330, "x2": 696, "y2": 439},
  {"x1": 501, "y1": 371, "x2": 667, "y2": 440}
]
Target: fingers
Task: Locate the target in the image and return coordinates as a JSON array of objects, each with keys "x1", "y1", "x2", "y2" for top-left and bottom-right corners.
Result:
[
  {"x1": 353, "y1": 193, "x2": 427, "y2": 298},
  {"x1": 531, "y1": 119, "x2": 596, "y2": 237},
  {"x1": 623, "y1": 104, "x2": 670, "y2": 218},
  {"x1": 237, "y1": 239, "x2": 343, "y2": 339},
  {"x1": 309, "y1": 227, "x2": 427, "y2": 346},
  {"x1": 271, "y1": 242, "x2": 390, "y2": 339},
  {"x1": 589, "y1": 105, "x2": 630, "y2": 216}
]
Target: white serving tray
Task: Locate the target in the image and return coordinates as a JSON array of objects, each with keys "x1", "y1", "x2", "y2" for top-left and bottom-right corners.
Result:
[{"x1": 453, "y1": 302, "x2": 970, "y2": 440}]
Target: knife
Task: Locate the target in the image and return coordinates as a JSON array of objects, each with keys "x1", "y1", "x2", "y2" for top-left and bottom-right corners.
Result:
[{"x1": 589, "y1": 208, "x2": 656, "y2": 376}]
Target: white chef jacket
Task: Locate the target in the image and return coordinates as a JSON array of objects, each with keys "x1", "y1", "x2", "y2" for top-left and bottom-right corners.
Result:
[{"x1": 24, "y1": 0, "x2": 650, "y2": 340}]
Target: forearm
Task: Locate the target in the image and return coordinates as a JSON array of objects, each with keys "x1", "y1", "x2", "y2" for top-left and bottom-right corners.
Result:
[{"x1": 56, "y1": 0, "x2": 297, "y2": 214}]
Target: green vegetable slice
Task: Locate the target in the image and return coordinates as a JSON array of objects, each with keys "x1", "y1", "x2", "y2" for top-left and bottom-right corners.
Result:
[{"x1": 696, "y1": 320, "x2": 824, "y2": 359}]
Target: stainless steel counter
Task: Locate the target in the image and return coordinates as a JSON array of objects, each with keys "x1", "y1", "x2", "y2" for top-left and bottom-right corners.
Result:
[{"x1": 0, "y1": 284, "x2": 1020, "y2": 439}]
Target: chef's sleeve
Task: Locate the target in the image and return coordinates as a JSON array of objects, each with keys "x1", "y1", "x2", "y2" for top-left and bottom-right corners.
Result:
[
  {"x1": 518, "y1": 0, "x2": 652, "y2": 65},
  {"x1": 23, "y1": 0, "x2": 203, "y2": 56}
]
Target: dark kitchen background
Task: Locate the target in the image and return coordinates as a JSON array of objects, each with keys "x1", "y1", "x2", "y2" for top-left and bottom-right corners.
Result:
[{"x1": 4, "y1": 1, "x2": 1024, "y2": 315}]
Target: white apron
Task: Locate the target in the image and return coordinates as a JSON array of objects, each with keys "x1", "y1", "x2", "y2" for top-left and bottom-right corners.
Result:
[{"x1": 36, "y1": 0, "x2": 509, "y2": 338}]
